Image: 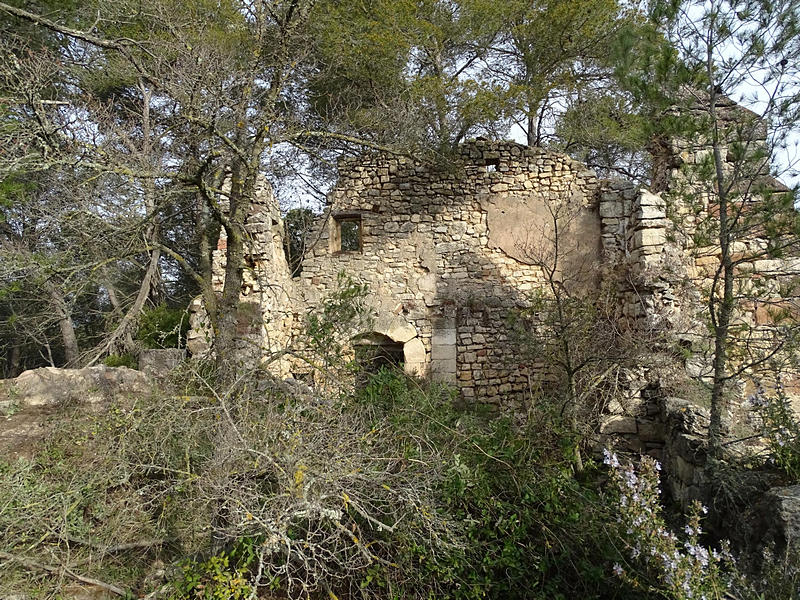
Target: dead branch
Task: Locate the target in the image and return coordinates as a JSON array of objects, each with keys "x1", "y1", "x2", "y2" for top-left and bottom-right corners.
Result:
[{"x1": 0, "y1": 550, "x2": 128, "y2": 597}]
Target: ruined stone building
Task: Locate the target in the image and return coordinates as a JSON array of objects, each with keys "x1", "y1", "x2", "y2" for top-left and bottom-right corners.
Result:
[{"x1": 188, "y1": 97, "x2": 798, "y2": 415}]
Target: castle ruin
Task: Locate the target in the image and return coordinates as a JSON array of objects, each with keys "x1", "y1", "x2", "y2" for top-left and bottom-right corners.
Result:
[{"x1": 188, "y1": 98, "x2": 799, "y2": 417}]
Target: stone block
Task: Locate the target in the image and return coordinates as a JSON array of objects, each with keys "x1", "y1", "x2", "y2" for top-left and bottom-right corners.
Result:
[
  {"x1": 599, "y1": 200, "x2": 623, "y2": 218},
  {"x1": 8, "y1": 366, "x2": 152, "y2": 408},
  {"x1": 635, "y1": 203, "x2": 666, "y2": 220},
  {"x1": 599, "y1": 415, "x2": 638, "y2": 434},
  {"x1": 606, "y1": 398, "x2": 625, "y2": 414},
  {"x1": 633, "y1": 228, "x2": 666, "y2": 248},
  {"x1": 638, "y1": 189, "x2": 666, "y2": 208},
  {"x1": 431, "y1": 360, "x2": 457, "y2": 384},
  {"x1": 139, "y1": 349, "x2": 186, "y2": 378},
  {"x1": 375, "y1": 315, "x2": 417, "y2": 343},
  {"x1": 431, "y1": 329, "x2": 457, "y2": 346},
  {"x1": 431, "y1": 358, "x2": 457, "y2": 373},
  {"x1": 753, "y1": 259, "x2": 783, "y2": 273},
  {"x1": 743, "y1": 486, "x2": 800, "y2": 554},
  {"x1": 672, "y1": 455, "x2": 695, "y2": 484},
  {"x1": 637, "y1": 420, "x2": 665, "y2": 442},
  {"x1": 646, "y1": 448, "x2": 664, "y2": 463},
  {"x1": 403, "y1": 338, "x2": 426, "y2": 364}
]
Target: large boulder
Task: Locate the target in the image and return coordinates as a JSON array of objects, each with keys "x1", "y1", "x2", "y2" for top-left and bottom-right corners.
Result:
[
  {"x1": 1, "y1": 365, "x2": 152, "y2": 409},
  {"x1": 0, "y1": 366, "x2": 153, "y2": 462},
  {"x1": 744, "y1": 485, "x2": 800, "y2": 553}
]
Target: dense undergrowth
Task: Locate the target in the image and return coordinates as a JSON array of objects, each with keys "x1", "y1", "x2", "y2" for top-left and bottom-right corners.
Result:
[
  {"x1": 2, "y1": 362, "x2": 799, "y2": 599},
  {"x1": 0, "y1": 363, "x2": 621, "y2": 599}
]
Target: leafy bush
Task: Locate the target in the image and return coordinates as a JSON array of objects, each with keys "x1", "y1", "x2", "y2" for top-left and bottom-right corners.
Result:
[
  {"x1": 7, "y1": 363, "x2": 800, "y2": 599},
  {"x1": 305, "y1": 272, "x2": 371, "y2": 368},
  {"x1": 602, "y1": 448, "x2": 800, "y2": 600},
  {"x1": 749, "y1": 379, "x2": 800, "y2": 482},
  {"x1": 103, "y1": 352, "x2": 137, "y2": 368},
  {"x1": 171, "y1": 551, "x2": 254, "y2": 600},
  {"x1": 353, "y1": 368, "x2": 642, "y2": 599},
  {"x1": 137, "y1": 304, "x2": 189, "y2": 349}
]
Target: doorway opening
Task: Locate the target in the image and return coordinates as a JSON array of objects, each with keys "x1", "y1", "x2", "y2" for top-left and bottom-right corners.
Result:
[{"x1": 353, "y1": 333, "x2": 404, "y2": 380}]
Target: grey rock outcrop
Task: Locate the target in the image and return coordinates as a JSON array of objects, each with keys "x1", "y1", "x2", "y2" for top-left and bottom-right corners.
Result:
[
  {"x1": 138, "y1": 349, "x2": 186, "y2": 379},
  {"x1": 1, "y1": 365, "x2": 151, "y2": 409},
  {"x1": 743, "y1": 485, "x2": 800, "y2": 554},
  {"x1": 0, "y1": 366, "x2": 153, "y2": 462}
]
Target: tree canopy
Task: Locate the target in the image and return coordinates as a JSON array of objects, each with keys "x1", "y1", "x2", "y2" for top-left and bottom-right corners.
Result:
[{"x1": 0, "y1": 0, "x2": 797, "y2": 375}]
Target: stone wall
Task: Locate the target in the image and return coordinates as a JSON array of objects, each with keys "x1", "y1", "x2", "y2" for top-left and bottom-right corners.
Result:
[
  {"x1": 190, "y1": 116, "x2": 798, "y2": 439},
  {"x1": 190, "y1": 136, "x2": 797, "y2": 404},
  {"x1": 270, "y1": 141, "x2": 609, "y2": 407}
]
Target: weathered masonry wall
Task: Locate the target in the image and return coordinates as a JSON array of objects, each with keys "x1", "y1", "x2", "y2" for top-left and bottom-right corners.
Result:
[
  {"x1": 187, "y1": 176, "x2": 297, "y2": 365},
  {"x1": 290, "y1": 141, "x2": 607, "y2": 407},
  {"x1": 190, "y1": 133, "x2": 799, "y2": 413}
]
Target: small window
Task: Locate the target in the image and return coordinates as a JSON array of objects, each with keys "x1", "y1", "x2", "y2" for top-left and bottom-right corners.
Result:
[
  {"x1": 333, "y1": 214, "x2": 362, "y2": 253},
  {"x1": 485, "y1": 157, "x2": 499, "y2": 173},
  {"x1": 341, "y1": 219, "x2": 361, "y2": 251}
]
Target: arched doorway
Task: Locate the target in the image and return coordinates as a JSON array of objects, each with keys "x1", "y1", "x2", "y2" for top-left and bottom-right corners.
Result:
[{"x1": 353, "y1": 333, "x2": 405, "y2": 375}]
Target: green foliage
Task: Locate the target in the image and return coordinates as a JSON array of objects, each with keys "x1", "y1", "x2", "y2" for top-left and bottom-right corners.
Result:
[
  {"x1": 750, "y1": 380, "x2": 800, "y2": 483},
  {"x1": 136, "y1": 304, "x2": 189, "y2": 349},
  {"x1": 354, "y1": 368, "x2": 639, "y2": 599},
  {"x1": 305, "y1": 272, "x2": 372, "y2": 366},
  {"x1": 171, "y1": 551, "x2": 254, "y2": 600},
  {"x1": 0, "y1": 405, "x2": 158, "y2": 597},
  {"x1": 5, "y1": 361, "x2": 800, "y2": 598},
  {"x1": 554, "y1": 88, "x2": 651, "y2": 180},
  {"x1": 512, "y1": 272, "x2": 632, "y2": 472},
  {"x1": 502, "y1": 0, "x2": 625, "y2": 100},
  {"x1": 310, "y1": 0, "x2": 516, "y2": 151},
  {"x1": 103, "y1": 353, "x2": 137, "y2": 368},
  {"x1": 0, "y1": 173, "x2": 33, "y2": 210},
  {"x1": 746, "y1": 547, "x2": 800, "y2": 600}
]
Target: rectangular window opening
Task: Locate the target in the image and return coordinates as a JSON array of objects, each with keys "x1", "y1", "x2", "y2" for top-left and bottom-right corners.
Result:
[
  {"x1": 333, "y1": 214, "x2": 362, "y2": 253},
  {"x1": 485, "y1": 158, "x2": 499, "y2": 173}
]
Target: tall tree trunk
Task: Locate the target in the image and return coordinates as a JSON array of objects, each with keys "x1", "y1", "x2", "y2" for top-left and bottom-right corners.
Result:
[
  {"x1": 7, "y1": 340, "x2": 21, "y2": 378},
  {"x1": 86, "y1": 248, "x2": 161, "y2": 365},
  {"x1": 196, "y1": 189, "x2": 214, "y2": 288},
  {"x1": 103, "y1": 271, "x2": 135, "y2": 349},
  {"x1": 214, "y1": 160, "x2": 253, "y2": 371},
  {"x1": 45, "y1": 280, "x2": 79, "y2": 366},
  {"x1": 707, "y1": 39, "x2": 732, "y2": 456}
]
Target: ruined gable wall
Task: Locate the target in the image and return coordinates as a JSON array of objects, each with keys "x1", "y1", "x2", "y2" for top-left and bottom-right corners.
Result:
[
  {"x1": 290, "y1": 140, "x2": 606, "y2": 407},
  {"x1": 191, "y1": 125, "x2": 798, "y2": 417}
]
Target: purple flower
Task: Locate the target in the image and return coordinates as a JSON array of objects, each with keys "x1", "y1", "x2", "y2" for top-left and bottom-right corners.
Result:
[{"x1": 603, "y1": 448, "x2": 620, "y2": 468}]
